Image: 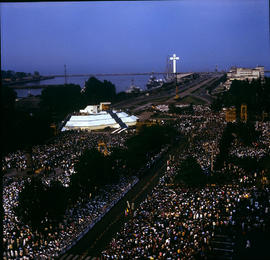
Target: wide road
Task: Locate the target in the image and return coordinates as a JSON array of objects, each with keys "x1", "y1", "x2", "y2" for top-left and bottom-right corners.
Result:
[
  {"x1": 114, "y1": 74, "x2": 215, "y2": 114},
  {"x1": 59, "y1": 147, "x2": 173, "y2": 259},
  {"x1": 166, "y1": 76, "x2": 220, "y2": 104}
]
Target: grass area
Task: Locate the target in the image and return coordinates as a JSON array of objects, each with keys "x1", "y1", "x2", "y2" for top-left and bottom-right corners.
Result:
[{"x1": 176, "y1": 95, "x2": 206, "y2": 105}]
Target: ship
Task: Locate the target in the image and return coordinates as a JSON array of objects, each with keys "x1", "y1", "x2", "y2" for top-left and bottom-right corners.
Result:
[
  {"x1": 146, "y1": 75, "x2": 164, "y2": 90},
  {"x1": 126, "y1": 79, "x2": 142, "y2": 94}
]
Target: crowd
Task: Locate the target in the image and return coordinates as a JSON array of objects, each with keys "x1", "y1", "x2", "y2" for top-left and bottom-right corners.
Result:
[
  {"x1": 2, "y1": 129, "x2": 132, "y2": 176},
  {"x1": 3, "y1": 104, "x2": 270, "y2": 259},
  {"x1": 103, "y1": 172, "x2": 269, "y2": 259},
  {"x1": 3, "y1": 176, "x2": 138, "y2": 259},
  {"x1": 103, "y1": 105, "x2": 270, "y2": 259},
  {"x1": 2, "y1": 129, "x2": 138, "y2": 259},
  {"x1": 175, "y1": 105, "x2": 226, "y2": 171},
  {"x1": 229, "y1": 121, "x2": 270, "y2": 159}
]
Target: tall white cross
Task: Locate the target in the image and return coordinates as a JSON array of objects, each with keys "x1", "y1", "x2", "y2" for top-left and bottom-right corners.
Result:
[{"x1": 170, "y1": 54, "x2": 179, "y2": 74}]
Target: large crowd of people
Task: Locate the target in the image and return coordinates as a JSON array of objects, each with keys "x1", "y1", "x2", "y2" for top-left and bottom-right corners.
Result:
[
  {"x1": 103, "y1": 167, "x2": 270, "y2": 259},
  {"x1": 2, "y1": 129, "x2": 138, "y2": 259},
  {"x1": 175, "y1": 105, "x2": 226, "y2": 171},
  {"x1": 229, "y1": 121, "x2": 270, "y2": 159},
  {"x1": 3, "y1": 175, "x2": 139, "y2": 259},
  {"x1": 3, "y1": 104, "x2": 270, "y2": 259},
  {"x1": 2, "y1": 130, "x2": 132, "y2": 176},
  {"x1": 102, "y1": 105, "x2": 270, "y2": 259}
]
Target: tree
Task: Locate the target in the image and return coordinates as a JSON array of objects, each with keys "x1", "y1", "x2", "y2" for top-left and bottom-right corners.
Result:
[
  {"x1": 42, "y1": 180, "x2": 68, "y2": 222},
  {"x1": 124, "y1": 125, "x2": 176, "y2": 172},
  {"x1": 211, "y1": 77, "x2": 270, "y2": 118},
  {"x1": 174, "y1": 156, "x2": 205, "y2": 186},
  {"x1": 15, "y1": 72, "x2": 27, "y2": 79},
  {"x1": 1, "y1": 87, "x2": 17, "y2": 153},
  {"x1": 82, "y1": 77, "x2": 116, "y2": 104},
  {"x1": 15, "y1": 177, "x2": 69, "y2": 231},
  {"x1": 109, "y1": 147, "x2": 128, "y2": 178},
  {"x1": 40, "y1": 84, "x2": 82, "y2": 122},
  {"x1": 15, "y1": 177, "x2": 47, "y2": 231},
  {"x1": 34, "y1": 71, "x2": 40, "y2": 77},
  {"x1": 71, "y1": 149, "x2": 115, "y2": 198}
]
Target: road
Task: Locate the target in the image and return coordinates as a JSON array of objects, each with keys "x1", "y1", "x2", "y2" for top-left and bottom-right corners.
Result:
[
  {"x1": 58, "y1": 137, "x2": 187, "y2": 259},
  {"x1": 167, "y1": 76, "x2": 220, "y2": 104},
  {"x1": 113, "y1": 74, "x2": 215, "y2": 113},
  {"x1": 59, "y1": 148, "x2": 169, "y2": 259}
]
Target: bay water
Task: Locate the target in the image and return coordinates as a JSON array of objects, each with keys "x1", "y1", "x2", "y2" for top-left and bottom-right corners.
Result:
[
  {"x1": 15, "y1": 72, "x2": 270, "y2": 98},
  {"x1": 15, "y1": 75, "x2": 154, "y2": 98}
]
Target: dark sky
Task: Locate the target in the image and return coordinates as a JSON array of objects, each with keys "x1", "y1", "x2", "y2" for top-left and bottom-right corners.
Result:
[{"x1": 1, "y1": 0, "x2": 270, "y2": 74}]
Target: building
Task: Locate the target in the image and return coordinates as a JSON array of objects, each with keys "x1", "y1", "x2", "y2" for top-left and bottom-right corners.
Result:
[
  {"x1": 225, "y1": 66, "x2": 264, "y2": 90},
  {"x1": 100, "y1": 102, "x2": 111, "y2": 111},
  {"x1": 79, "y1": 102, "x2": 111, "y2": 114},
  {"x1": 80, "y1": 105, "x2": 98, "y2": 114}
]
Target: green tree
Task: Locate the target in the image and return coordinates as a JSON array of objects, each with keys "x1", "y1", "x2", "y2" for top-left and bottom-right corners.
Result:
[
  {"x1": 211, "y1": 77, "x2": 270, "y2": 118},
  {"x1": 15, "y1": 72, "x2": 27, "y2": 79},
  {"x1": 1, "y1": 87, "x2": 18, "y2": 153},
  {"x1": 174, "y1": 156, "x2": 205, "y2": 186},
  {"x1": 42, "y1": 180, "x2": 68, "y2": 221},
  {"x1": 82, "y1": 77, "x2": 116, "y2": 104},
  {"x1": 40, "y1": 84, "x2": 82, "y2": 121},
  {"x1": 125, "y1": 125, "x2": 176, "y2": 172},
  {"x1": 71, "y1": 149, "x2": 114, "y2": 198},
  {"x1": 33, "y1": 71, "x2": 40, "y2": 77},
  {"x1": 15, "y1": 177, "x2": 47, "y2": 231}
]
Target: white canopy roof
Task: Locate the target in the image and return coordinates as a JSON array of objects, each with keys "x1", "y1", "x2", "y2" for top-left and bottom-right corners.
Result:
[
  {"x1": 63, "y1": 110, "x2": 137, "y2": 130},
  {"x1": 65, "y1": 119, "x2": 118, "y2": 127},
  {"x1": 69, "y1": 114, "x2": 112, "y2": 121}
]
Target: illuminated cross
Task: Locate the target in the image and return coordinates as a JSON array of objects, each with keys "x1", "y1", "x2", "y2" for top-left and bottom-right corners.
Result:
[{"x1": 170, "y1": 54, "x2": 179, "y2": 74}]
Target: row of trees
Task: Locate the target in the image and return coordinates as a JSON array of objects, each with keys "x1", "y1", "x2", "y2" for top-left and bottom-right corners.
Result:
[
  {"x1": 214, "y1": 122, "x2": 260, "y2": 170},
  {"x1": 174, "y1": 153, "x2": 270, "y2": 188},
  {"x1": 1, "y1": 77, "x2": 118, "y2": 154},
  {"x1": 211, "y1": 78, "x2": 270, "y2": 120},
  {"x1": 174, "y1": 120, "x2": 265, "y2": 187},
  {"x1": 174, "y1": 156, "x2": 206, "y2": 186},
  {"x1": 2, "y1": 70, "x2": 40, "y2": 81}
]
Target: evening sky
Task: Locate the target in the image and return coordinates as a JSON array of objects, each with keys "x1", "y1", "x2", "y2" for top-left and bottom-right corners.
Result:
[{"x1": 1, "y1": 0, "x2": 270, "y2": 74}]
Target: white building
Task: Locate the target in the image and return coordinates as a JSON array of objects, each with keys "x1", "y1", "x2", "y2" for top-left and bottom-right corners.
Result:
[
  {"x1": 224, "y1": 66, "x2": 264, "y2": 90},
  {"x1": 80, "y1": 105, "x2": 99, "y2": 114}
]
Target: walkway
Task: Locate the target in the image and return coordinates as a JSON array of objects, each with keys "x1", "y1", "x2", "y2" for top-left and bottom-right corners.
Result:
[{"x1": 107, "y1": 110, "x2": 127, "y2": 129}]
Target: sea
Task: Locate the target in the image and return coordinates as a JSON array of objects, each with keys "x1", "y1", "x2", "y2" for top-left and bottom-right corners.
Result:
[
  {"x1": 15, "y1": 75, "x2": 154, "y2": 98},
  {"x1": 14, "y1": 72, "x2": 270, "y2": 98}
]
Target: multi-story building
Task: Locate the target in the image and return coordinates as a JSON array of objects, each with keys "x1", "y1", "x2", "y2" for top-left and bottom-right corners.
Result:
[{"x1": 225, "y1": 66, "x2": 264, "y2": 89}]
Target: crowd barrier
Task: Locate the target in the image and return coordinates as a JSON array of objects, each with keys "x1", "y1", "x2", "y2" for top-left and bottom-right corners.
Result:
[{"x1": 56, "y1": 177, "x2": 139, "y2": 258}]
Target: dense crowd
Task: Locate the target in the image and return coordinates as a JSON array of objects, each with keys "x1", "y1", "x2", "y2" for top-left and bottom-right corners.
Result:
[
  {"x1": 3, "y1": 176, "x2": 138, "y2": 259},
  {"x1": 175, "y1": 105, "x2": 226, "y2": 171},
  {"x1": 103, "y1": 166, "x2": 270, "y2": 259},
  {"x1": 2, "y1": 129, "x2": 137, "y2": 259},
  {"x1": 229, "y1": 121, "x2": 270, "y2": 159},
  {"x1": 3, "y1": 104, "x2": 270, "y2": 259},
  {"x1": 2, "y1": 129, "x2": 132, "y2": 175},
  {"x1": 103, "y1": 105, "x2": 270, "y2": 259}
]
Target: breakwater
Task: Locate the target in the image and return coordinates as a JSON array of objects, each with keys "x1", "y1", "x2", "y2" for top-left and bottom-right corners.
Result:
[{"x1": 2, "y1": 76, "x2": 55, "y2": 87}]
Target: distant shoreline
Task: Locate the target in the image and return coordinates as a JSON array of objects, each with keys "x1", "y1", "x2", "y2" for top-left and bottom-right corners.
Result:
[{"x1": 2, "y1": 76, "x2": 55, "y2": 87}]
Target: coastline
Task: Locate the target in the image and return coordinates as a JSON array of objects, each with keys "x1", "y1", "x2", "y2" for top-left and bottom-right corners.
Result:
[{"x1": 2, "y1": 76, "x2": 55, "y2": 87}]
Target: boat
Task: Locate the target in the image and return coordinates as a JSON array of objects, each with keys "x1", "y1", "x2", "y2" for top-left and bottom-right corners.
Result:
[
  {"x1": 126, "y1": 79, "x2": 142, "y2": 94},
  {"x1": 146, "y1": 75, "x2": 164, "y2": 90}
]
